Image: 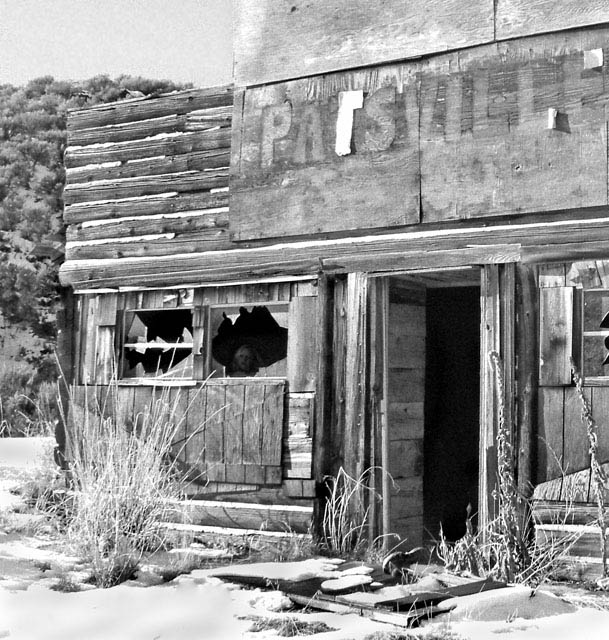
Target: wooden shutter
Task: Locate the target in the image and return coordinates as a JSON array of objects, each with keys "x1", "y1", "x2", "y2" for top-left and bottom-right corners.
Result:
[
  {"x1": 287, "y1": 296, "x2": 318, "y2": 392},
  {"x1": 539, "y1": 286, "x2": 573, "y2": 386},
  {"x1": 184, "y1": 380, "x2": 286, "y2": 486}
]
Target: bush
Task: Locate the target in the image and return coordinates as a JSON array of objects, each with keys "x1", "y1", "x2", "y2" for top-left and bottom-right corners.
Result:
[
  {"x1": 62, "y1": 382, "x2": 194, "y2": 588},
  {"x1": 0, "y1": 359, "x2": 57, "y2": 436}
]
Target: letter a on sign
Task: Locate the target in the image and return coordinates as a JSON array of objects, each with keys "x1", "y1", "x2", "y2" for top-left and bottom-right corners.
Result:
[{"x1": 335, "y1": 90, "x2": 364, "y2": 156}]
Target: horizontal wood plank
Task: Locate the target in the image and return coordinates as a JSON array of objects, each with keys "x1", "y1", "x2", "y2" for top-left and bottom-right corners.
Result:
[
  {"x1": 496, "y1": 0, "x2": 609, "y2": 40},
  {"x1": 234, "y1": 0, "x2": 494, "y2": 86},
  {"x1": 61, "y1": 214, "x2": 609, "y2": 289},
  {"x1": 175, "y1": 499, "x2": 313, "y2": 533},
  {"x1": 65, "y1": 230, "x2": 232, "y2": 261},
  {"x1": 64, "y1": 169, "x2": 228, "y2": 205},
  {"x1": 67, "y1": 149, "x2": 229, "y2": 184},
  {"x1": 68, "y1": 85, "x2": 233, "y2": 131},
  {"x1": 65, "y1": 129, "x2": 231, "y2": 169},
  {"x1": 64, "y1": 191, "x2": 229, "y2": 225},
  {"x1": 68, "y1": 107, "x2": 231, "y2": 146},
  {"x1": 66, "y1": 209, "x2": 229, "y2": 243}
]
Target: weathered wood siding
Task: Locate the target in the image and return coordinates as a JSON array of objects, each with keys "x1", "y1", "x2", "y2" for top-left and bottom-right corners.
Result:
[
  {"x1": 234, "y1": 0, "x2": 609, "y2": 87},
  {"x1": 386, "y1": 284, "x2": 425, "y2": 547},
  {"x1": 231, "y1": 26, "x2": 609, "y2": 242},
  {"x1": 63, "y1": 86, "x2": 233, "y2": 264}
]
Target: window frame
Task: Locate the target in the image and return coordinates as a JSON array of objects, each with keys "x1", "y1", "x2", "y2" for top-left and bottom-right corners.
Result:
[
  {"x1": 580, "y1": 287, "x2": 609, "y2": 386},
  {"x1": 119, "y1": 305, "x2": 195, "y2": 382},
  {"x1": 117, "y1": 300, "x2": 290, "y2": 383},
  {"x1": 206, "y1": 301, "x2": 290, "y2": 379}
]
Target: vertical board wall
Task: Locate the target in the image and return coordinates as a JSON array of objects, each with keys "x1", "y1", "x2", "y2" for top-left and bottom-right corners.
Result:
[{"x1": 386, "y1": 281, "x2": 426, "y2": 546}]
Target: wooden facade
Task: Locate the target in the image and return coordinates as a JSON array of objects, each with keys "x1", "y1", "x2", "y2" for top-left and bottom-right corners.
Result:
[{"x1": 58, "y1": 1, "x2": 609, "y2": 568}]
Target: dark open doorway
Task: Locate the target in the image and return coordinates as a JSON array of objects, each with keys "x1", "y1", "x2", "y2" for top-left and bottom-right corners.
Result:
[{"x1": 424, "y1": 286, "x2": 480, "y2": 542}]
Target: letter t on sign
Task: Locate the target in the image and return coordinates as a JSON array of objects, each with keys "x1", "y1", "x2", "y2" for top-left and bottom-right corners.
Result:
[{"x1": 335, "y1": 90, "x2": 364, "y2": 156}]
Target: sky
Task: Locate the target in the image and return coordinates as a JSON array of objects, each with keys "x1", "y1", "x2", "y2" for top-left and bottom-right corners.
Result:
[{"x1": 0, "y1": 0, "x2": 233, "y2": 88}]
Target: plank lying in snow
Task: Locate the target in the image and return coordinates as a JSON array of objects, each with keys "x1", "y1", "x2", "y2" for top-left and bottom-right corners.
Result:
[
  {"x1": 207, "y1": 558, "x2": 345, "y2": 584},
  {"x1": 288, "y1": 592, "x2": 441, "y2": 628},
  {"x1": 320, "y1": 574, "x2": 373, "y2": 594}
]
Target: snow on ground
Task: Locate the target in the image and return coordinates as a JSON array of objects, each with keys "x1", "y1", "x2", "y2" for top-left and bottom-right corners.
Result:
[{"x1": 2, "y1": 437, "x2": 609, "y2": 639}]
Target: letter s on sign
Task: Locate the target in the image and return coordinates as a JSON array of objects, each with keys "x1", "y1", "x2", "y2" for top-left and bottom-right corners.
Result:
[
  {"x1": 261, "y1": 102, "x2": 292, "y2": 168},
  {"x1": 360, "y1": 86, "x2": 396, "y2": 153}
]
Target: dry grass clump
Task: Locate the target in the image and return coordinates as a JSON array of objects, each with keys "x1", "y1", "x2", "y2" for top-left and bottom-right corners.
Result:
[
  {"x1": 436, "y1": 506, "x2": 581, "y2": 586},
  {"x1": 320, "y1": 466, "x2": 381, "y2": 556},
  {"x1": 50, "y1": 575, "x2": 82, "y2": 593},
  {"x1": 247, "y1": 615, "x2": 336, "y2": 636},
  {"x1": 61, "y1": 382, "x2": 194, "y2": 588}
]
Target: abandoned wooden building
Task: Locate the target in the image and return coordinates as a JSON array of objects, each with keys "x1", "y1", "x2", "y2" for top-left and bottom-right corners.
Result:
[{"x1": 58, "y1": 1, "x2": 609, "y2": 574}]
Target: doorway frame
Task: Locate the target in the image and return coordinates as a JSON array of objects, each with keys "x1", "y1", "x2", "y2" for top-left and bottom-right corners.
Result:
[{"x1": 365, "y1": 263, "x2": 517, "y2": 541}]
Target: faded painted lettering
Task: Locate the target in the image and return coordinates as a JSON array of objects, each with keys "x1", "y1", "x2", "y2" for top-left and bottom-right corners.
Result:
[{"x1": 261, "y1": 102, "x2": 292, "y2": 167}]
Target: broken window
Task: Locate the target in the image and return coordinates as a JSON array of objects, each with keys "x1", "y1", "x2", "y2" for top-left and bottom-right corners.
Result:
[
  {"x1": 582, "y1": 289, "x2": 609, "y2": 379},
  {"x1": 121, "y1": 308, "x2": 194, "y2": 379},
  {"x1": 209, "y1": 304, "x2": 289, "y2": 377}
]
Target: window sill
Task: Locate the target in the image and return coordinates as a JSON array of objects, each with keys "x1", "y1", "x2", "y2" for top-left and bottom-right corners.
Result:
[
  {"x1": 582, "y1": 377, "x2": 609, "y2": 387},
  {"x1": 206, "y1": 377, "x2": 287, "y2": 385},
  {"x1": 117, "y1": 379, "x2": 197, "y2": 387},
  {"x1": 116, "y1": 377, "x2": 287, "y2": 387}
]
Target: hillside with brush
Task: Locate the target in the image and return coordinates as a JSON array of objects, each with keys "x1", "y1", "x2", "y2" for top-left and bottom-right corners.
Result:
[{"x1": 0, "y1": 75, "x2": 189, "y2": 434}]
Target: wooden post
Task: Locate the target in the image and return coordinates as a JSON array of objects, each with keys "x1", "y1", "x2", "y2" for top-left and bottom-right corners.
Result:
[
  {"x1": 331, "y1": 277, "x2": 348, "y2": 473},
  {"x1": 516, "y1": 265, "x2": 538, "y2": 501},
  {"x1": 480, "y1": 265, "x2": 501, "y2": 531},
  {"x1": 343, "y1": 273, "x2": 370, "y2": 527},
  {"x1": 379, "y1": 278, "x2": 391, "y2": 549},
  {"x1": 366, "y1": 276, "x2": 389, "y2": 543},
  {"x1": 367, "y1": 279, "x2": 379, "y2": 542},
  {"x1": 313, "y1": 274, "x2": 334, "y2": 537},
  {"x1": 479, "y1": 264, "x2": 517, "y2": 532},
  {"x1": 343, "y1": 273, "x2": 369, "y2": 482}
]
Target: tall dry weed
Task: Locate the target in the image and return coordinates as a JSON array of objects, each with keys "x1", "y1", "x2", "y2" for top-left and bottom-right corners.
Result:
[
  {"x1": 437, "y1": 352, "x2": 579, "y2": 585},
  {"x1": 61, "y1": 380, "x2": 199, "y2": 587},
  {"x1": 570, "y1": 358, "x2": 608, "y2": 578}
]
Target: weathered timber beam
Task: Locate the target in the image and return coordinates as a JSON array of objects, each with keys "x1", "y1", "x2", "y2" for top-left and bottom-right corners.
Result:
[
  {"x1": 64, "y1": 191, "x2": 229, "y2": 225},
  {"x1": 68, "y1": 107, "x2": 231, "y2": 146},
  {"x1": 176, "y1": 498, "x2": 313, "y2": 533},
  {"x1": 65, "y1": 230, "x2": 232, "y2": 260},
  {"x1": 66, "y1": 210, "x2": 229, "y2": 243},
  {"x1": 65, "y1": 129, "x2": 231, "y2": 168},
  {"x1": 495, "y1": 0, "x2": 609, "y2": 41},
  {"x1": 60, "y1": 247, "x2": 516, "y2": 289},
  {"x1": 66, "y1": 148, "x2": 230, "y2": 184},
  {"x1": 68, "y1": 85, "x2": 233, "y2": 131},
  {"x1": 60, "y1": 215, "x2": 609, "y2": 289},
  {"x1": 63, "y1": 170, "x2": 228, "y2": 205},
  {"x1": 522, "y1": 242, "x2": 609, "y2": 263}
]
